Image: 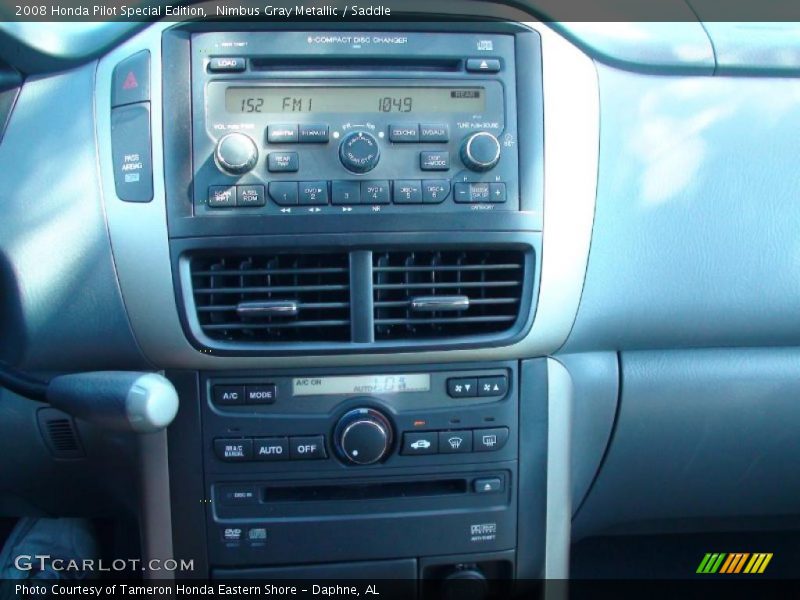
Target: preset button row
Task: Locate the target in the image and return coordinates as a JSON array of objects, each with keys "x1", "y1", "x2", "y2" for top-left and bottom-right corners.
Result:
[
  {"x1": 208, "y1": 181, "x2": 507, "y2": 209},
  {"x1": 268, "y1": 180, "x2": 451, "y2": 206}
]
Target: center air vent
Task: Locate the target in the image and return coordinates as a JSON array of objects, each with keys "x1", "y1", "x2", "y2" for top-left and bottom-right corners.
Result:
[
  {"x1": 190, "y1": 253, "x2": 350, "y2": 343},
  {"x1": 373, "y1": 250, "x2": 525, "y2": 340}
]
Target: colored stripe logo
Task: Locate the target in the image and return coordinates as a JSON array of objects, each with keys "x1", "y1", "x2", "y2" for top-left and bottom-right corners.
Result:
[{"x1": 697, "y1": 553, "x2": 773, "y2": 574}]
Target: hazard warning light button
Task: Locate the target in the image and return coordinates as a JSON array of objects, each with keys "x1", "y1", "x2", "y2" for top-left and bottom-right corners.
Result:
[{"x1": 112, "y1": 50, "x2": 150, "y2": 107}]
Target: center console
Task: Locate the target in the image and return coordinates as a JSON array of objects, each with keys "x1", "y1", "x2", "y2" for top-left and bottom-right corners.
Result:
[
  {"x1": 95, "y1": 7, "x2": 600, "y2": 593},
  {"x1": 204, "y1": 363, "x2": 517, "y2": 578}
]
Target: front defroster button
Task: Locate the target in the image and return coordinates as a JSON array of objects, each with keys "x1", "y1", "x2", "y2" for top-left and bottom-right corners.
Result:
[
  {"x1": 439, "y1": 430, "x2": 473, "y2": 453},
  {"x1": 290, "y1": 436, "x2": 327, "y2": 459}
]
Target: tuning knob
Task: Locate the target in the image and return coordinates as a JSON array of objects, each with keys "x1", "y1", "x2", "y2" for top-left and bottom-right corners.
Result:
[
  {"x1": 460, "y1": 131, "x2": 501, "y2": 172},
  {"x1": 339, "y1": 131, "x2": 380, "y2": 173},
  {"x1": 334, "y1": 407, "x2": 393, "y2": 465},
  {"x1": 214, "y1": 132, "x2": 258, "y2": 175}
]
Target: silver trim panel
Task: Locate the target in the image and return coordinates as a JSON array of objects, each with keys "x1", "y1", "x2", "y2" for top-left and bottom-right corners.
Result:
[{"x1": 97, "y1": 18, "x2": 598, "y2": 369}]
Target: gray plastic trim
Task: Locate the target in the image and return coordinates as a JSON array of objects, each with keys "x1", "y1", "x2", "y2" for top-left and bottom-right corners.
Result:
[
  {"x1": 544, "y1": 358, "x2": 572, "y2": 579},
  {"x1": 97, "y1": 17, "x2": 598, "y2": 369}
]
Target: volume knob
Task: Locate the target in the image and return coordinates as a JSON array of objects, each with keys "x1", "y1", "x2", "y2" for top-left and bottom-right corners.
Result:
[
  {"x1": 339, "y1": 131, "x2": 380, "y2": 174},
  {"x1": 214, "y1": 132, "x2": 258, "y2": 175},
  {"x1": 334, "y1": 408, "x2": 393, "y2": 465},
  {"x1": 460, "y1": 131, "x2": 501, "y2": 172}
]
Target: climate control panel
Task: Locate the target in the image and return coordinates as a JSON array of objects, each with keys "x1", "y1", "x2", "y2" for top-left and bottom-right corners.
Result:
[
  {"x1": 201, "y1": 363, "x2": 518, "y2": 567},
  {"x1": 202, "y1": 365, "x2": 516, "y2": 473}
]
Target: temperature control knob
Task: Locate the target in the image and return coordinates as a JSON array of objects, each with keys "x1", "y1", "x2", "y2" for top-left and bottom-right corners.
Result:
[
  {"x1": 460, "y1": 131, "x2": 501, "y2": 172},
  {"x1": 214, "y1": 132, "x2": 258, "y2": 175},
  {"x1": 339, "y1": 131, "x2": 380, "y2": 173},
  {"x1": 334, "y1": 407, "x2": 393, "y2": 465}
]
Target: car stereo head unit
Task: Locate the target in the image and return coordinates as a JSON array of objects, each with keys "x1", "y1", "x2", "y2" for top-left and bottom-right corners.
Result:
[{"x1": 191, "y1": 31, "x2": 520, "y2": 216}]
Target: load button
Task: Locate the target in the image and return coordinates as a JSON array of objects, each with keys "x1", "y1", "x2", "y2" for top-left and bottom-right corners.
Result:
[{"x1": 290, "y1": 436, "x2": 327, "y2": 460}]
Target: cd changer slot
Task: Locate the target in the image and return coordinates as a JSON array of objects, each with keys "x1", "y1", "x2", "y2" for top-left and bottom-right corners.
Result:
[
  {"x1": 262, "y1": 478, "x2": 467, "y2": 502},
  {"x1": 250, "y1": 57, "x2": 463, "y2": 72}
]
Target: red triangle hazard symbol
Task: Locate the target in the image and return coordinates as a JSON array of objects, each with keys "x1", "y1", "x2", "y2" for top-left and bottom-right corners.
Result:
[{"x1": 122, "y1": 71, "x2": 138, "y2": 90}]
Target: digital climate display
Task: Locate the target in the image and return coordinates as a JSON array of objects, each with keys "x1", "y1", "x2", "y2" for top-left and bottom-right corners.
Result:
[
  {"x1": 225, "y1": 86, "x2": 485, "y2": 114},
  {"x1": 293, "y1": 374, "x2": 431, "y2": 396}
]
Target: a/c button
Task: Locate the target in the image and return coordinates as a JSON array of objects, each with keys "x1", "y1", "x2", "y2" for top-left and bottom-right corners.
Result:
[{"x1": 290, "y1": 436, "x2": 327, "y2": 459}]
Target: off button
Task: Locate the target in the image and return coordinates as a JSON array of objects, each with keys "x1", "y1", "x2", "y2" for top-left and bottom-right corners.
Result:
[{"x1": 290, "y1": 436, "x2": 327, "y2": 460}]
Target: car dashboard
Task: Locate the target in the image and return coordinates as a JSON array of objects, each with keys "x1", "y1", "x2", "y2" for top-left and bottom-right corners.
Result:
[{"x1": 1, "y1": 2, "x2": 800, "y2": 593}]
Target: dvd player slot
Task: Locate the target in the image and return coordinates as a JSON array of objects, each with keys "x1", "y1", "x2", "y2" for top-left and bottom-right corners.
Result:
[
  {"x1": 262, "y1": 478, "x2": 468, "y2": 503},
  {"x1": 250, "y1": 56, "x2": 463, "y2": 72}
]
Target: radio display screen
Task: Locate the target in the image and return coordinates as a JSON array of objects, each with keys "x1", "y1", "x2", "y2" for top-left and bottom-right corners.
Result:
[
  {"x1": 225, "y1": 86, "x2": 485, "y2": 114},
  {"x1": 292, "y1": 374, "x2": 431, "y2": 396}
]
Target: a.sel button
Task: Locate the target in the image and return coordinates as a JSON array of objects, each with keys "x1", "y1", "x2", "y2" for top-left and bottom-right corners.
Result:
[
  {"x1": 237, "y1": 185, "x2": 265, "y2": 207},
  {"x1": 474, "y1": 427, "x2": 509, "y2": 452},
  {"x1": 439, "y1": 430, "x2": 473, "y2": 453},
  {"x1": 214, "y1": 439, "x2": 253, "y2": 461},
  {"x1": 246, "y1": 384, "x2": 277, "y2": 404},
  {"x1": 290, "y1": 436, "x2": 327, "y2": 459},
  {"x1": 214, "y1": 385, "x2": 245, "y2": 405},
  {"x1": 401, "y1": 432, "x2": 438, "y2": 455},
  {"x1": 254, "y1": 437, "x2": 289, "y2": 461}
]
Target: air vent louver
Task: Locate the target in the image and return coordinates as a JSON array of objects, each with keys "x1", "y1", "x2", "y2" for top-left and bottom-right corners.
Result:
[
  {"x1": 373, "y1": 250, "x2": 524, "y2": 340},
  {"x1": 36, "y1": 408, "x2": 84, "y2": 459},
  {"x1": 191, "y1": 253, "x2": 350, "y2": 343}
]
